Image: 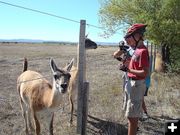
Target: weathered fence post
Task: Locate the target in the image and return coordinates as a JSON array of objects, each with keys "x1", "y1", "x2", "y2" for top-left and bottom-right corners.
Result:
[
  {"x1": 150, "y1": 41, "x2": 153, "y2": 72},
  {"x1": 153, "y1": 44, "x2": 156, "y2": 72},
  {"x1": 146, "y1": 41, "x2": 149, "y2": 49},
  {"x1": 77, "y1": 20, "x2": 89, "y2": 135},
  {"x1": 81, "y1": 82, "x2": 89, "y2": 135}
]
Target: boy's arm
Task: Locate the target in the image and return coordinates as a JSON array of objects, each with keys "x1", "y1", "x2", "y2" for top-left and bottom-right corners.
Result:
[{"x1": 113, "y1": 49, "x2": 123, "y2": 58}]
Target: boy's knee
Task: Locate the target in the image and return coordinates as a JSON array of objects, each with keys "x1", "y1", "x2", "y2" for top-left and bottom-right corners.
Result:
[{"x1": 128, "y1": 117, "x2": 138, "y2": 124}]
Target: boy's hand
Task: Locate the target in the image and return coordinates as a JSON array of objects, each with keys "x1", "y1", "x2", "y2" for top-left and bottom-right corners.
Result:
[
  {"x1": 119, "y1": 64, "x2": 129, "y2": 72},
  {"x1": 116, "y1": 57, "x2": 122, "y2": 61}
]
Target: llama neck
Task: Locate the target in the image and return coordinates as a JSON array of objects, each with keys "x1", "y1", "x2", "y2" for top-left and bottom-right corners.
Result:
[{"x1": 48, "y1": 81, "x2": 63, "y2": 108}]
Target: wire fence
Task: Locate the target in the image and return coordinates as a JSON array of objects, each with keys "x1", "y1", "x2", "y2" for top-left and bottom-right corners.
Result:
[
  {"x1": 0, "y1": 0, "x2": 124, "y2": 36},
  {"x1": 0, "y1": 1, "x2": 161, "y2": 134},
  {"x1": 0, "y1": 0, "x2": 158, "y2": 73}
]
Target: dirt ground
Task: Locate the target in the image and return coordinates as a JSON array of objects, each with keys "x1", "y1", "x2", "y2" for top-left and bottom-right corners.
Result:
[{"x1": 0, "y1": 43, "x2": 179, "y2": 135}]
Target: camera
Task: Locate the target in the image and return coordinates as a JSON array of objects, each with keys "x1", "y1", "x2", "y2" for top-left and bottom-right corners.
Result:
[{"x1": 119, "y1": 41, "x2": 130, "y2": 52}]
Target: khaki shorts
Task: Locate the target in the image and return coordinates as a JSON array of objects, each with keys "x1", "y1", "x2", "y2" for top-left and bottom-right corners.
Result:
[{"x1": 123, "y1": 79, "x2": 146, "y2": 118}]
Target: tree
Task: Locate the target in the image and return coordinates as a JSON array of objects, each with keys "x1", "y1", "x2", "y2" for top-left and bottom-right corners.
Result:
[{"x1": 99, "y1": 0, "x2": 180, "y2": 72}]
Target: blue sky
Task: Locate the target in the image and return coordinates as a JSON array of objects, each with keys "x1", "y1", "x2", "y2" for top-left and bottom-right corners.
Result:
[{"x1": 0, "y1": 0, "x2": 124, "y2": 42}]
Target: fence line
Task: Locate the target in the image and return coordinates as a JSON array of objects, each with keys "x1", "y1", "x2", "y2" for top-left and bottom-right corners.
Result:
[
  {"x1": 17, "y1": 75, "x2": 51, "y2": 84},
  {"x1": 146, "y1": 41, "x2": 157, "y2": 72},
  {"x1": 0, "y1": 1, "x2": 79, "y2": 24},
  {"x1": 1, "y1": 1, "x2": 160, "y2": 134}
]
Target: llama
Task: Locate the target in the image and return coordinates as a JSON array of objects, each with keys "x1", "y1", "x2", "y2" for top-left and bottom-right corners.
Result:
[
  {"x1": 17, "y1": 58, "x2": 77, "y2": 135},
  {"x1": 17, "y1": 38, "x2": 97, "y2": 135}
]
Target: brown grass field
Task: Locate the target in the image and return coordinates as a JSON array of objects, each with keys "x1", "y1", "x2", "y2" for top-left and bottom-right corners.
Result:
[{"x1": 0, "y1": 43, "x2": 180, "y2": 135}]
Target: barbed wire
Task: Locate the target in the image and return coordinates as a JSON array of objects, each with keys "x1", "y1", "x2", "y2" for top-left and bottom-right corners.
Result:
[
  {"x1": 0, "y1": 1, "x2": 80, "y2": 24},
  {"x1": 0, "y1": 1, "x2": 123, "y2": 35},
  {"x1": 17, "y1": 75, "x2": 51, "y2": 84}
]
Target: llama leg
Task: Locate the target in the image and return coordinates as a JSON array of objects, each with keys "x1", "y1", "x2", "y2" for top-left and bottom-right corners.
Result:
[
  {"x1": 27, "y1": 106, "x2": 34, "y2": 131},
  {"x1": 48, "y1": 113, "x2": 54, "y2": 135},
  {"x1": 33, "y1": 112, "x2": 40, "y2": 135},
  {"x1": 44, "y1": 111, "x2": 54, "y2": 135},
  {"x1": 31, "y1": 105, "x2": 40, "y2": 135},
  {"x1": 20, "y1": 98, "x2": 29, "y2": 134},
  {"x1": 69, "y1": 95, "x2": 74, "y2": 126}
]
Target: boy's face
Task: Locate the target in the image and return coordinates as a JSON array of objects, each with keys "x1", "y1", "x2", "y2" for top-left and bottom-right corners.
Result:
[
  {"x1": 125, "y1": 33, "x2": 142, "y2": 48},
  {"x1": 125, "y1": 36, "x2": 136, "y2": 48}
]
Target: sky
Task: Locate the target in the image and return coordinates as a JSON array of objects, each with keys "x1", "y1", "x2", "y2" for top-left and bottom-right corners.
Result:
[{"x1": 0, "y1": 0, "x2": 124, "y2": 43}]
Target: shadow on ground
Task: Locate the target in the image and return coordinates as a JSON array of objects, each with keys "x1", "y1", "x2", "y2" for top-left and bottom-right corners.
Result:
[
  {"x1": 137, "y1": 115, "x2": 176, "y2": 135},
  {"x1": 87, "y1": 115, "x2": 127, "y2": 135}
]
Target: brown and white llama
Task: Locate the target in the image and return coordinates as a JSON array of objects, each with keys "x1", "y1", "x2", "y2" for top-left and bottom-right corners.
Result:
[
  {"x1": 17, "y1": 38, "x2": 97, "y2": 135},
  {"x1": 17, "y1": 58, "x2": 77, "y2": 135}
]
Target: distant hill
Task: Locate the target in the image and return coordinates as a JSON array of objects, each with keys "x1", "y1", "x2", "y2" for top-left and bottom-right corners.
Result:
[
  {"x1": 96, "y1": 42, "x2": 118, "y2": 46},
  {"x1": 0, "y1": 39, "x2": 44, "y2": 43},
  {"x1": 0, "y1": 39, "x2": 118, "y2": 46}
]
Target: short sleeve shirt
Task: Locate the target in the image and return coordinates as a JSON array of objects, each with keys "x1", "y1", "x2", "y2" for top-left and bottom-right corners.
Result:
[{"x1": 128, "y1": 45, "x2": 149, "y2": 80}]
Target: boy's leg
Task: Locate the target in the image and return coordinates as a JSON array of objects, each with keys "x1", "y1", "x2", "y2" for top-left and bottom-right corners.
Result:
[
  {"x1": 128, "y1": 117, "x2": 138, "y2": 135},
  {"x1": 141, "y1": 96, "x2": 149, "y2": 120},
  {"x1": 125, "y1": 80, "x2": 146, "y2": 134},
  {"x1": 142, "y1": 99, "x2": 147, "y2": 114}
]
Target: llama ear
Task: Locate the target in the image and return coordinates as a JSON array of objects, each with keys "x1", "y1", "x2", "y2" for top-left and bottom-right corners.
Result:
[
  {"x1": 66, "y1": 58, "x2": 74, "y2": 72},
  {"x1": 50, "y1": 58, "x2": 58, "y2": 73}
]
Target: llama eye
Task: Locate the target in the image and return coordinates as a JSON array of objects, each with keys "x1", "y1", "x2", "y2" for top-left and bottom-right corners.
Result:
[{"x1": 54, "y1": 75, "x2": 59, "y2": 80}]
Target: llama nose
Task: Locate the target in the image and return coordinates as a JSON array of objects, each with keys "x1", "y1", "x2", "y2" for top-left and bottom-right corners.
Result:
[{"x1": 61, "y1": 84, "x2": 67, "y2": 89}]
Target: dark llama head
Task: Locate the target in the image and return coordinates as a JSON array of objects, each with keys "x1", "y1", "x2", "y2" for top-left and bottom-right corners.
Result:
[{"x1": 85, "y1": 38, "x2": 97, "y2": 49}]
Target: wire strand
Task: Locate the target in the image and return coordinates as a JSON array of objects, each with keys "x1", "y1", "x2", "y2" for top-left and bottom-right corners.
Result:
[
  {"x1": 0, "y1": 1, "x2": 80, "y2": 24},
  {"x1": 17, "y1": 75, "x2": 51, "y2": 84},
  {"x1": 0, "y1": 0, "x2": 122, "y2": 35}
]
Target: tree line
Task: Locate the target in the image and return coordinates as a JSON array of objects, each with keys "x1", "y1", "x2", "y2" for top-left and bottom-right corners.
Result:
[{"x1": 99, "y1": 0, "x2": 180, "y2": 72}]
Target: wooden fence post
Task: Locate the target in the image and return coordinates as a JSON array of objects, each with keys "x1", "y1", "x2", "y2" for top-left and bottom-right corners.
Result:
[
  {"x1": 81, "y1": 82, "x2": 89, "y2": 135},
  {"x1": 152, "y1": 44, "x2": 156, "y2": 72},
  {"x1": 77, "y1": 19, "x2": 87, "y2": 134},
  {"x1": 150, "y1": 42, "x2": 153, "y2": 72},
  {"x1": 146, "y1": 41, "x2": 149, "y2": 49}
]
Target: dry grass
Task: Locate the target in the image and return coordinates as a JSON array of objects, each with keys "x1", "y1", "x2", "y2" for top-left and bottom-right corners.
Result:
[
  {"x1": 149, "y1": 72, "x2": 180, "y2": 118},
  {"x1": 0, "y1": 43, "x2": 179, "y2": 135}
]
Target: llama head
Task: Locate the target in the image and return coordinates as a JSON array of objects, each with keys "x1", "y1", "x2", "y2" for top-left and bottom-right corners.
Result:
[
  {"x1": 50, "y1": 58, "x2": 74, "y2": 93},
  {"x1": 85, "y1": 38, "x2": 97, "y2": 49}
]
